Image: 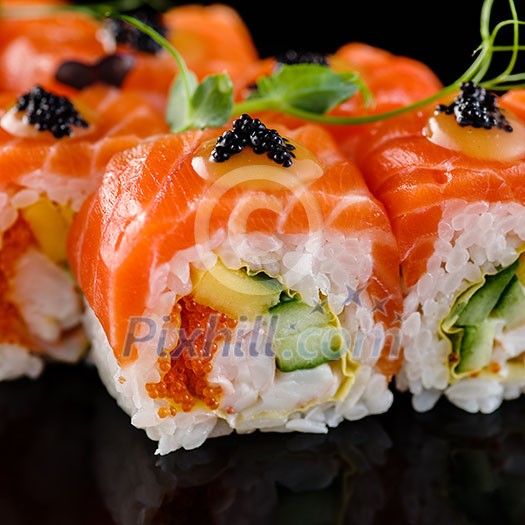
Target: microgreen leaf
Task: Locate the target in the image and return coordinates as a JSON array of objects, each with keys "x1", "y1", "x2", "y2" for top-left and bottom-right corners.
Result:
[
  {"x1": 248, "y1": 64, "x2": 361, "y2": 114},
  {"x1": 166, "y1": 70, "x2": 198, "y2": 132},
  {"x1": 167, "y1": 73, "x2": 233, "y2": 131},
  {"x1": 188, "y1": 73, "x2": 234, "y2": 129}
]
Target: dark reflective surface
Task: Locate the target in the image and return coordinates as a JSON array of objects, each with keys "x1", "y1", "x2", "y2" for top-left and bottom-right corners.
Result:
[
  {"x1": 1, "y1": 365, "x2": 525, "y2": 525},
  {"x1": 2, "y1": 1, "x2": 524, "y2": 523}
]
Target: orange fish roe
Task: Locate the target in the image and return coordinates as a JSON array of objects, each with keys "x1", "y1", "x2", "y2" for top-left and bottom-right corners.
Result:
[
  {"x1": 146, "y1": 296, "x2": 237, "y2": 414},
  {"x1": 489, "y1": 362, "x2": 502, "y2": 374},
  {"x1": 0, "y1": 215, "x2": 35, "y2": 345}
]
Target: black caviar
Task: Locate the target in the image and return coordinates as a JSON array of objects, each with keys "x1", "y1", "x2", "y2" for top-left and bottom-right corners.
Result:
[
  {"x1": 211, "y1": 114, "x2": 296, "y2": 167},
  {"x1": 55, "y1": 54, "x2": 135, "y2": 90},
  {"x1": 106, "y1": 6, "x2": 167, "y2": 54},
  {"x1": 436, "y1": 81, "x2": 512, "y2": 132},
  {"x1": 276, "y1": 50, "x2": 329, "y2": 67},
  {"x1": 16, "y1": 86, "x2": 89, "y2": 138}
]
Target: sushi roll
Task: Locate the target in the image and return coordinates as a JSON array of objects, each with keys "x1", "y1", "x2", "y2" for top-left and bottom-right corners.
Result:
[
  {"x1": 68, "y1": 115, "x2": 403, "y2": 454},
  {"x1": 355, "y1": 82, "x2": 525, "y2": 413},
  {"x1": 92, "y1": 3, "x2": 258, "y2": 107},
  {"x1": 0, "y1": 84, "x2": 167, "y2": 380}
]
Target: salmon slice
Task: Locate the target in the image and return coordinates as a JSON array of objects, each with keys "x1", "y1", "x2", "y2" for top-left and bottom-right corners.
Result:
[
  {"x1": 0, "y1": 0, "x2": 105, "y2": 94},
  {"x1": 0, "y1": 85, "x2": 168, "y2": 191},
  {"x1": 68, "y1": 122, "x2": 403, "y2": 376}
]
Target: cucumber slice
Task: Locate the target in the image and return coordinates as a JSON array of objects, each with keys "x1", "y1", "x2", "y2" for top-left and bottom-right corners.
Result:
[
  {"x1": 491, "y1": 276, "x2": 525, "y2": 329},
  {"x1": 455, "y1": 320, "x2": 498, "y2": 375},
  {"x1": 455, "y1": 260, "x2": 518, "y2": 326},
  {"x1": 270, "y1": 300, "x2": 347, "y2": 372},
  {"x1": 442, "y1": 258, "x2": 525, "y2": 377}
]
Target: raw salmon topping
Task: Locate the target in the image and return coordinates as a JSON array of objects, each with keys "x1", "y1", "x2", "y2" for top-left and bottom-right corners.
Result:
[
  {"x1": 436, "y1": 81, "x2": 512, "y2": 131},
  {"x1": 16, "y1": 86, "x2": 89, "y2": 138},
  {"x1": 212, "y1": 114, "x2": 296, "y2": 166},
  {"x1": 146, "y1": 296, "x2": 236, "y2": 415}
]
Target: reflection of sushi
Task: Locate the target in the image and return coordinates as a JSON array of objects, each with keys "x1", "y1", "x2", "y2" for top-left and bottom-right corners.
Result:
[
  {"x1": 237, "y1": 43, "x2": 441, "y2": 156},
  {"x1": 0, "y1": 2, "x2": 257, "y2": 106},
  {"x1": 68, "y1": 115, "x2": 403, "y2": 453},
  {"x1": 385, "y1": 394, "x2": 525, "y2": 525},
  {"x1": 93, "y1": 379, "x2": 392, "y2": 525},
  {"x1": 0, "y1": 84, "x2": 167, "y2": 380},
  {"x1": 355, "y1": 82, "x2": 525, "y2": 413},
  {"x1": 0, "y1": 365, "x2": 110, "y2": 525}
]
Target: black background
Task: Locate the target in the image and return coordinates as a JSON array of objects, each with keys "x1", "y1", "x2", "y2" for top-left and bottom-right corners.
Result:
[{"x1": 207, "y1": 0, "x2": 509, "y2": 86}]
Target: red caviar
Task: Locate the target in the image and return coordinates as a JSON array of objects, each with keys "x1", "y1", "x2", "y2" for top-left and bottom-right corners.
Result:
[
  {"x1": 0, "y1": 216, "x2": 35, "y2": 344},
  {"x1": 147, "y1": 296, "x2": 237, "y2": 414},
  {"x1": 489, "y1": 362, "x2": 502, "y2": 374}
]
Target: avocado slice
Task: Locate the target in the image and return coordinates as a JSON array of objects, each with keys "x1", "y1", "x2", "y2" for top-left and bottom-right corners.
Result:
[
  {"x1": 270, "y1": 299, "x2": 347, "y2": 372},
  {"x1": 191, "y1": 260, "x2": 282, "y2": 320}
]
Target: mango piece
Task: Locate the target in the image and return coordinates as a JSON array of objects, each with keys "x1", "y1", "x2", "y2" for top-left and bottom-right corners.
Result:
[
  {"x1": 22, "y1": 198, "x2": 72, "y2": 263},
  {"x1": 191, "y1": 260, "x2": 282, "y2": 320}
]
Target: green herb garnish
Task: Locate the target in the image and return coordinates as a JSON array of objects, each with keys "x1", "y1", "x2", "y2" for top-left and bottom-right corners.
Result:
[
  {"x1": 118, "y1": 14, "x2": 371, "y2": 131},
  {"x1": 238, "y1": 64, "x2": 365, "y2": 115},
  {"x1": 143, "y1": 0, "x2": 525, "y2": 128}
]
